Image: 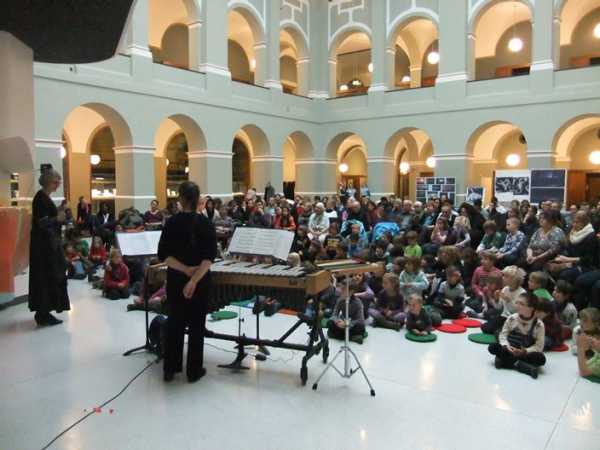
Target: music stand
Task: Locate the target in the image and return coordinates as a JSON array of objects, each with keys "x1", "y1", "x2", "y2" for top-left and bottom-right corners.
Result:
[{"x1": 312, "y1": 272, "x2": 376, "y2": 396}]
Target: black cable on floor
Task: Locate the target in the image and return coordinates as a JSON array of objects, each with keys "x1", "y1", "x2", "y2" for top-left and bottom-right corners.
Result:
[{"x1": 39, "y1": 359, "x2": 157, "y2": 450}]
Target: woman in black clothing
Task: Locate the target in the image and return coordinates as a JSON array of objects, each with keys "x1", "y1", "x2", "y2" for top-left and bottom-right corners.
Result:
[
  {"x1": 158, "y1": 181, "x2": 217, "y2": 383},
  {"x1": 29, "y1": 169, "x2": 70, "y2": 326},
  {"x1": 552, "y1": 211, "x2": 597, "y2": 283}
]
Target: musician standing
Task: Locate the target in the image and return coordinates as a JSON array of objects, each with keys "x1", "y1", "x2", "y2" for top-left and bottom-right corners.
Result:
[{"x1": 158, "y1": 181, "x2": 217, "y2": 383}]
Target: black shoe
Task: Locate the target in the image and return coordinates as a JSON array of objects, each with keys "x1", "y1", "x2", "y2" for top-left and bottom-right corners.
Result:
[
  {"x1": 45, "y1": 313, "x2": 63, "y2": 326},
  {"x1": 34, "y1": 312, "x2": 47, "y2": 326},
  {"x1": 163, "y1": 371, "x2": 175, "y2": 382},
  {"x1": 187, "y1": 368, "x2": 207, "y2": 383},
  {"x1": 494, "y1": 356, "x2": 504, "y2": 369},
  {"x1": 515, "y1": 361, "x2": 538, "y2": 379}
]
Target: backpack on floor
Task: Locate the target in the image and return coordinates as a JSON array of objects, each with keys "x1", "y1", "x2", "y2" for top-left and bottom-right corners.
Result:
[{"x1": 148, "y1": 315, "x2": 168, "y2": 358}]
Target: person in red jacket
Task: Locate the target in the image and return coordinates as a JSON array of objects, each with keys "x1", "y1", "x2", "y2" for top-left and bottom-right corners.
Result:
[
  {"x1": 89, "y1": 236, "x2": 107, "y2": 267},
  {"x1": 104, "y1": 249, "x2": 130, "y2": 300}
]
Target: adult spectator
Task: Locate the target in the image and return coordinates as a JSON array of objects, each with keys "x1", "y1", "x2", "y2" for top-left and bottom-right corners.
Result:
[
  {"x1": 143, "y1": 200, "x2": 164, "y2": 227},
  {"x1": 526, "y1": 210, "x2": 566, "y2": 271},
  {"x1": 308, "y1": 202, "x2": 330, "y2": 241},
  {"x1": 397, "y1": 200, "x2": 417, "y2": 232},
  {"x1": 117, "y1": 206, "x2": 144, "y2": 231}
]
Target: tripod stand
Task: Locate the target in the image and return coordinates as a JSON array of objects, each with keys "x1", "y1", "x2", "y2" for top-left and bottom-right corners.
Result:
[{"x1": 312, "y1": 274, "x2": 375, "y2": 396}]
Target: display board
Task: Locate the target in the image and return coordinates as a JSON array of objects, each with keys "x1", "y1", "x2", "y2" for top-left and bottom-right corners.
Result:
[
  {"x1": 530, "y1": 169, "x2": 567, "y2": 205},
  {"x1": 466, "y1": 186, "x2": 485, "y2": 204},
  {"x1": 494, "y1": 170, "x2": 531, "y2": 203},
  {"x1": 228, "y1": 227, "x2": 294, "y2": 261},
  {"x1": 116, "y1": 231, "x2": 162, "y2": 256},
  {"x1": 416, "y1": 177, "x2": 456, "y2": 204}
]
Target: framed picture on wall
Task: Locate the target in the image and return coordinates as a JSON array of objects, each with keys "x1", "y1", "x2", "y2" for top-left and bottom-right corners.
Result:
[{"x1": 466, "y1": 186, "x2": 485, "y2": 204}]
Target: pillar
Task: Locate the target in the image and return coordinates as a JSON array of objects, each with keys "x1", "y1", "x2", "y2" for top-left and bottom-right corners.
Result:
[
  {"x1": 410, "y1": 65, "x2": 422, "y2": 88},
  {"x1": 264, "y1": 0, "x2": 282, "y2": 90},
  {"x1": 436, "y1": 0, "x2": 468, "y2": 103},
  {"x1": 34, "y1": 139, "x2": 65, "y2": 202},
  {"x1": 154, "y1": 157, "x2": 167, "y2": 208},
  {"x1": 253, "y1": 43, "x2": 267, "y2": 86},
  {"x1": 435, "y1": 154, "x2": 473, "y2": 205},
  {"x1": 114, "y1": 146, "x2": 156, "y2": 212},
  {"x1": 121, "y1": 0, "x2": 153, "y2": 79},
  {"x1": 384, "y1": 47, "x2": 395, "y2": 89},
  {"x1": 295, "y1": 159, "x2": 337, "y2": 197},
  {"x1": 200, "y1": 0, "x2": 231, "y2": 93},
  {"x1": 328, "y1": 57, "x2": 338, "y2": 97},
  {"x1": 467, "y1": 33, "x2": 476, "y2": 80},
  {"x1": 252, "y1": 156, "x2": 283, "y2": 194},
  {"x1": 69, "y1": 152, "x2": 91, "y2": 204},
  {"x1": 367, "y1": 158, "x2": 395, "y2": 200},
  {"x1": 530, "y1": 0, "x2": 555, "y2": 94},
  {"x1": 368, "y1": 0, "x2": 386, "y2": 93},
  {"x1": 188, "y1": 150, "x2": 233, "y2": 198},
  {"x1": 296, "y1": 57, "x2": 310, "y2": 96},
  {"x1": 188, "y1": 20, "x2": 202, "y2": 71},
  {"x1": 309, "y1": 2, "x2": 329, "y2": 98}
]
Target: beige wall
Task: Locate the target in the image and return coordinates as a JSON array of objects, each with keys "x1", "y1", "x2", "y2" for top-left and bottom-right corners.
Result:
[
  {"x1": 569, "y1": 127, "x2": 600, "y2": 170},
  {"x1": 476, "y1": 21, "x2": 532, "y2": 80},
  {"x1": 283, "y1": 140, "x2": 296, "y2": 181},
  {"x1": 559, "y1": 8, "x2": 600, "y2": 69},
  {"x1": 229, "y1": 40, "x2": 253, "y2": 82},
  {"x1": 161, "y1": 24, "x2": 189, "y2": 68}
]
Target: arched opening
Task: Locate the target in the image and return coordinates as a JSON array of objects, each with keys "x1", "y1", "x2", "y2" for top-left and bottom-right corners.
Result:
[
  {"x1": 165, "y1": 133, "x2": 189, "y2": 201},
  {"x1": 280, "y1": 26, "x2": 309, "y2": 95},
  {"x1": 228, "y1": 7, "x2": 265, "y2": 85},
  {"x1": 62, "y1": 104, "x2": 132, "y2": 214},
  {"x1": 326, "y1": 133, "x2": 368, "y2": 197},
  {"x1": 148, "y1": 0, "x2": 200, "y2": 70},
  {"x1": 388, "y1": 17, "x2": 439, "y2": 89},
  {"x1": 471, "y1": 0, "x2": 533, "y2": 81},
  {"x1": 154, "y1": 114, "x2": 206, "y2": 207},
  {"x1": 385, "y1": 129, "x2": 436, "y2": 201},
  {"x1": 284, "y1": 131, "x2": 315, "y2": 199},
  {"x1": 557, "y1": 0, "x2": 600, "y2": 70},
  {"x1": 330, "y1": 30, "x2": 372, "y2": 97},
  {"x1": 232, "y1": 138, "x2": 251, "y2": 194},
  {"x1": 467, "y1": 121, "x2": 529, "y2": 204},
  {"x1": 232, "y1": 124, "x2": 271, "y2": 194},
  {"x1": 553, "y1": 115, "x2": 600, "y2": 205}
]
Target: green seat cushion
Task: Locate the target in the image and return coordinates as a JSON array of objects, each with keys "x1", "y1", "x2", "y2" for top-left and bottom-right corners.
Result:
[
  {"x1": 583, "y1": 375, "x2": 600, "y2": 384},
  {"x1": 210, "y1": 310, "x2": 238, "y2": 321},
  {"x1": 468, "y1": 333, "x2": 497, "y2": 345},
  {"x1": 405, "y1": 331, "x2": 437, "y2": 343}
]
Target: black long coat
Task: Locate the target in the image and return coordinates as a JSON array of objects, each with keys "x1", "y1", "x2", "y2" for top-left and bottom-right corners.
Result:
[{"x1": 28, "y1": 190, "x2": 70, "y2": 313}]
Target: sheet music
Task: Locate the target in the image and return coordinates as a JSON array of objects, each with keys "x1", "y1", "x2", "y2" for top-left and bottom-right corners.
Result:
[
  {"x1": 116, "y1": 231, "x2": 162, "y2": 256},
  {"x1": 228, "y1": 228, "x2": 294, "y2": 260}
]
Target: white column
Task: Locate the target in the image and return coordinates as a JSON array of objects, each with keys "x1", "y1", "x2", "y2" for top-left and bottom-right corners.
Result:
[
  {"x1": 410, "y1": 65, "x2": 422, "y2": 88},
  {"x1": 121, "y1": 0, "x2": 153, "y2": 79},
  {"x1": 295, "y1": 159, "x2": 337, "y2": 196},
  {"x1": 200, "y1": 0, "x2": 231, "y2": 94},
  {"x1": 264, "y1": 0, "x2": 282, "y2": 90},
  {"x1": 113, "y1": 146, "x2": 156, "y2": 212},
  {"x1": 436, "y1": 0, "x2": 468, "y2": 102},
  {"x1": 367, "y1": 158, "x2": 395, "y2": 200},
  {"x1": 188, "y1": 20, "x2": 202, "y2": 71},
  {"x1": 252, "y1": 156, "x2": 283, "y2": 194},
  {"x1": 368, "y1": 0, "x2": 387, "y2": 93},
  {"x1": 308, "y1": 1, "x2": 328, "y2": 98},
  {"x1": 384, "y1": 47, "x2": 395, "y2": 89},
  {"x1": 467, "y1": 33, "x2": 476, "y2": 80},
  {"x1": 34, "y1": 139, "x2": 65, "y2": 202},
  {"x1": 328, "y1": 57, "x2": 338, "y2": 97},
  {"x1": 530, "y1": 0, "x2": 556, "y2": 93},
  {"x1": 296, "y1": 57, "x2": 310, "y2": 96},
  {"x1": 253, "y1": 42, "x2": 267, "y2": 86},
  {"x1": 188, "y1": 150, "x2": 233, "y2": 198}
]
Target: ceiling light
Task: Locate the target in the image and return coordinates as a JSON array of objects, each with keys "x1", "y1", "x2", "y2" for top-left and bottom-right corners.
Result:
[
  {"x1": 250, "y1": 59, "x2": 256, "y2": 70},
  {"x1": 594, "y1": 23, "x2": 600, "y2": 39},
  {"x1": 90, "y1": 154, "x2": 101, "y2": 165},
  {"x1": 399, "y1": 162, "x2": 410, "y2": 174},
  {"x1": 505, "y1": 154, "x2": 520, "y2": 167},
  {"x1": 339, "y1": 163, "x2": 349, "y2": 174},
  {"x1": 508, "y1": 37, "x2": 523, "y2": 53},
  {"x1": 426, "y1": 157, "x2": 436, "y2": 168},
  {"x1": 339, "y1": 84, "x2": 349, "y2": 91},
  {"x1": 401, "y1": 75, "x2": 411, "y2": 83},
  {"x1": 185, "y1": 166, "x2": 189, "y2": 174},
  {"x1": 166, "y1": 158, "x2": 170, "y2": 166},
  {"x1": 589, "y1": 150, "x2": 600, "y2": 165},
  {"x1": 427, "y1": 51, "x2": 439, "y2": 65},
  {"x1": 368, "y1": 62, "x2": 373, "y2": 73},
  {"x1": 60, "y1": 146, "x2": 67, "y2": 159}
]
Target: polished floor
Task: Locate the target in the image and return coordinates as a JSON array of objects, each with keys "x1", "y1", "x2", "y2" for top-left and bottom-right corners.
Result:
[{"x1": 0, "y1": 277, "x2": 597, "y2": 450}]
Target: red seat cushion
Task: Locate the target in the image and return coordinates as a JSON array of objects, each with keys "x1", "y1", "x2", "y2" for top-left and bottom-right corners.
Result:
[
  {"x1": 452, "y1": 318, "x2": 482, "y2": 328},
  {"x1": 435, "y1": 323, "x2": 467, "y2": 334},
  {"x1": 549, "y1": 343, "x2": 569, "y2": 352}
]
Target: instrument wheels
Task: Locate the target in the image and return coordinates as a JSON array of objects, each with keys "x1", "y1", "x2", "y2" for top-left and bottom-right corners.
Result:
[{"x1": 300, "y1": 366, "x2": 308, "y2": 385}]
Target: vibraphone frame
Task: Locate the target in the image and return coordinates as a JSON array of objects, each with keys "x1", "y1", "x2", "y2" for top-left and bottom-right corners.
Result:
[{"x1": 123, "y1": 264, "x2": 330, "y2": 385}]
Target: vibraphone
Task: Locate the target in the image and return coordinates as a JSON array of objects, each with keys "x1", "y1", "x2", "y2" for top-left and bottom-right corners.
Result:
[{"x1": 206, "y1": 260, "x2": 331, "y2": 384}]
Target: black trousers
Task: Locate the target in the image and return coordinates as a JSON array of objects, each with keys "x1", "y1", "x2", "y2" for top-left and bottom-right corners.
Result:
[
  {"x1": 328, "y1": 320, "x2": 365, "y2": 340},
  {"x1": 106, "y1": 286, "x2": 129, "y2": 300},
  {"x1": 165, "y1": 296, "x2": 207, "y2": 377},
  {"x1": 481, "y1": 315, "x2": 506, "y2": 335},
  {"x1": 488, "y1": 343, "x2": 546, "y2": 367}
]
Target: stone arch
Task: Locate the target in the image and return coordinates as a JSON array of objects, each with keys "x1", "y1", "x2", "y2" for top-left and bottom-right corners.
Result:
[
  {"x1": 329, "y1": 24, "x2": 372, "y2": 59},
  {"x1": 553, "y1": 114, "x2": 600, "y2": 163},
  {"x1": 469, "y1": 0, "x2": 535, "y2": 35},
  {"x1": 228, "y1": 2, "x2": 266, "y2": 45}
]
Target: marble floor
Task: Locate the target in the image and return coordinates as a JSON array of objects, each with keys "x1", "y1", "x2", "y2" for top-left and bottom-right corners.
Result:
[{"x1": 0, "y1": 278, "x2": 597, "y2": 450}]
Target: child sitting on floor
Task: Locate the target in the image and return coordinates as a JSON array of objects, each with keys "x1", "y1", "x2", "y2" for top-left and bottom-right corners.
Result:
[
  {"x1": 468, "y1": 251, "x2": 502, "y2": 313},
  {"x1": 574, "y1": 309, "x2": 600, "y2": 374},
  {"x1": 64, "y1": 243, "x2": 88, "y2": 280},
  {"x1": 351, "y1": 272, "x2": 375, "y2": 311},
  {"x1": 553, "y1": 280, "x2": 578, "y2": 333},
  {"x1": 104, "y1": 248, "x2": 130, "y2": 300},
  {"x1": 535, "y1": 297, "x2": 565, "y2": 351},
  {"x1": 399, "y1": 256, "x2": 429, "y2": 300},
  {"x1": 328, "y1": 280, "x2": 366, "y2": 344},
  {"x1": 368, "y1": 273, "x2": 405, "y2": 331},
  {"x1": 406, "y1": 294, "x2": 433, "y2": 336},
  {"x1": 481, "y1": 273, "x2": 504, "y2": 321},
  {"x1": 403, "y1": 231, "x2": 422, "y2": 258},
  {"x1": 89, "y1": 236, "x2": 108, "y2": 268},
  {"x1": 430, "y1": 266, "x2": 465, "y2": 325},
  {"x1": 488, "y1": 293, "x2": 546, "y2": 379},
  {"x1": 572, "y1": 307, "x2": 600, "y2": 355},
  {"x1": 481, "y1": 266, "x2": 526, "y2": 335},
  {"x1": 527, "y1": 271, "x2": 553, "y2": 302}
]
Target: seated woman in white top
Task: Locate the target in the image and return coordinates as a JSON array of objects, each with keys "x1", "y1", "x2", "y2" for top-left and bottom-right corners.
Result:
[{"x1": 308, "y1": 202, "x2": 330, "y2": 242}]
